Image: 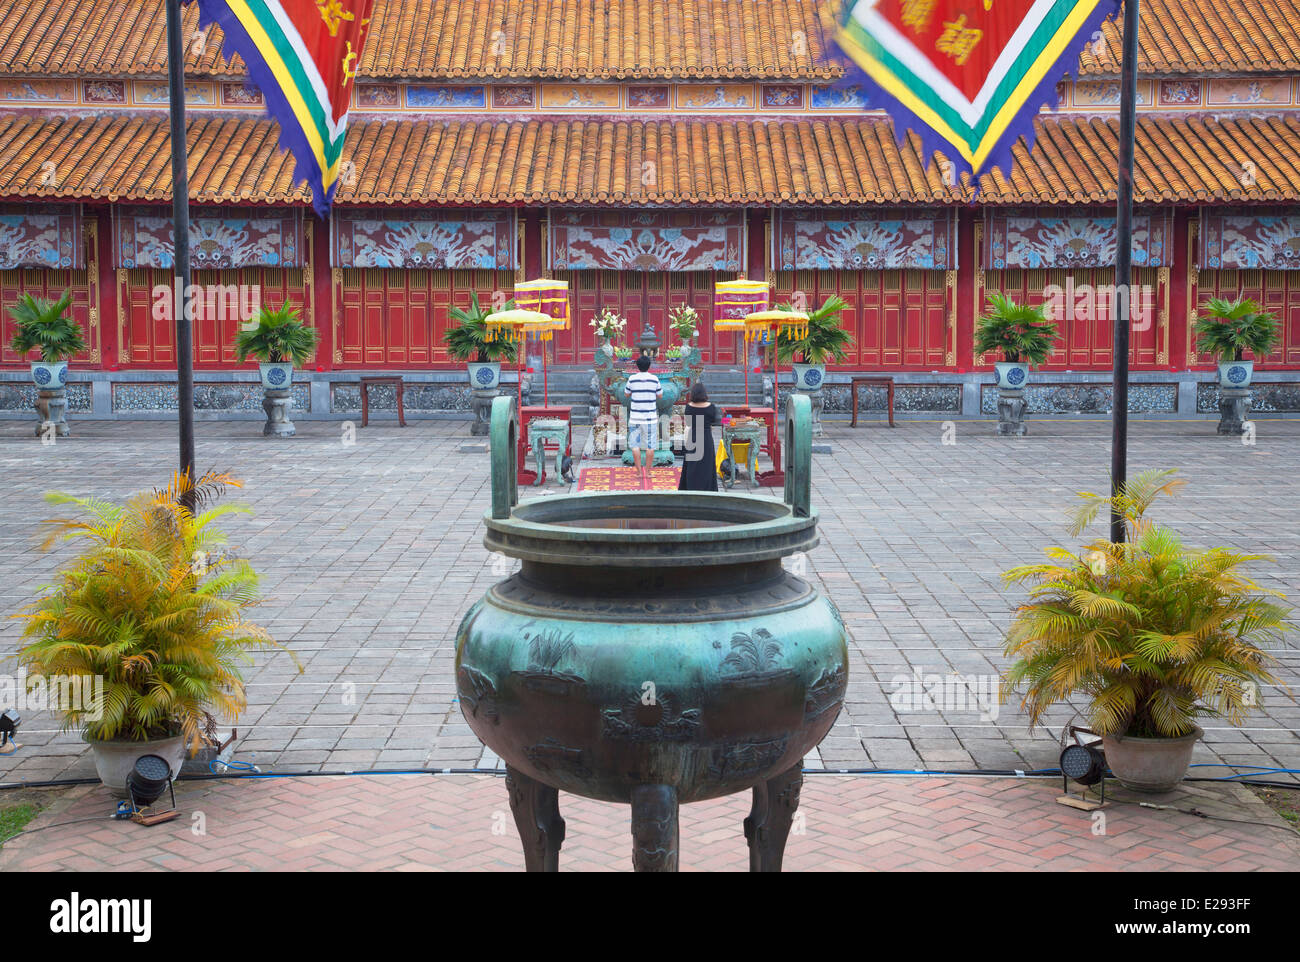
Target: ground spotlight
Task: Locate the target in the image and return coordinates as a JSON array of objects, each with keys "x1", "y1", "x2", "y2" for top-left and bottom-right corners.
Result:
[
  {"x1": 125, "y1": 754, "x2": 179, "y2": 825},
  {"x1": 0, "y1": 708, "x2": 19, "y2": 754},
  {"x1": 1058, "y1": 727, "x2": 1107, "y2": 808}
]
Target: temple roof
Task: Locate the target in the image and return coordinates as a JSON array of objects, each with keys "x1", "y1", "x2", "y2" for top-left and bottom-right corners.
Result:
[
  {"x1": 4, "y1": 111, "x2": 1296, "y2": 207},
  {"x1": 1, "y1": 0, "x2": 1297, "y2": 80}
]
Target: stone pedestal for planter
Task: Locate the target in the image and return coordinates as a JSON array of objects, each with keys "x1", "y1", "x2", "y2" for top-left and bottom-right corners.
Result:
[
  {"x1": 997, "y1": 390, "x2": 1028, "y2": 436},
  {"x1": 35, "y1": 388, "x2": 69, "y2": 438},
  {"x1": 793, "y1": 387, "x2": 825, "y2": 437},
  {"x1": 1217, "y1": 387, "x2": 1252, "y2": 435},
  {"x1": 470, "y1": 389, "x2": 496, "y2": 435},
  {"x1": 262, "y1": 388, "x2": 295, "y2": 437}
]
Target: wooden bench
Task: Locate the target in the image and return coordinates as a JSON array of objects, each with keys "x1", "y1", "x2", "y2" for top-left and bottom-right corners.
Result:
[
  {"x1": 850, "y1": 376, "x2": 896, "y2": 428},
  {"x1": 359, "y1": 377, "x2": 406, "y2": 427}
]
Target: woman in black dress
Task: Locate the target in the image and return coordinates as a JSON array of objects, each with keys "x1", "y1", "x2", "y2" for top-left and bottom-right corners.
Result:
[{"x1": 678, "y1": 382, "x2": 719, "y2": 492}]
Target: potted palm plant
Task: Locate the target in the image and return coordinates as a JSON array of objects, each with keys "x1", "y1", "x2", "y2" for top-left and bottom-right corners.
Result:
[
  {"x1": 8, "y1": 290, "x2": 85, "y2": 437},
  {"x1": 776, "y1": 295, "x2": 854, "y2": 390},
  {"x1": 444, "y1": 292, "x2": 518, "y2": 390},
  {"x1": 1002, "y1": 469, "x2": 1288, "y2": 793},
  {"x1": 975, "y1": 293, "x2": 1059, "y2": 390},
  {"x1": 444, "y1": 293, "x2": 519, "y2": 435},
  {"x1": 15, "y1": 471, "x2": 296, "y2": 796},
  {"x1": 234, "y1": 300, "x2": 317, "y2": 437},
  {"x1": 975, "y1": 294, "x2": 1059, "y2": 436},
  {"x1": 234, "y1": 299, "x2": 318, "y2": 390},
  {"x1": 1194, "y1": 296, "x2": 1280, "y2": 390}
]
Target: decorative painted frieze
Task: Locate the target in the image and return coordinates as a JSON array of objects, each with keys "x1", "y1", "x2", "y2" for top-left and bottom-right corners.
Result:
[
  {"x1": 1200, "y1": 209, "x2": 1300, "y2": 269},
  {"x1": 772, "y1": 208, "x2": 957, "y2": 270},
  {"x1": 983, "y1": 207, "x2": 1175, "y2": 269},
  {"x1": 112, "y1": 206, "x2": 304, "y2": 269},
  {"x1": 331, "y1": 210, "x2": 517, "y2": 270},
  {"x1": 548, "y1": 209, "x2": 744, "y2": 272},
  {"x1": 0, "y1": 204, "x2": 82, "y2": 270}
]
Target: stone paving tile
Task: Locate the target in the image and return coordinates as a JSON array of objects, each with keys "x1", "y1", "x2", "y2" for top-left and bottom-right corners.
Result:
[
  {"x1": 2, "y1": 774, "x2": 1297, "y2": 872},
  {"x1": 0, "y1": 417, "x2": 1297, "y2": 785}
]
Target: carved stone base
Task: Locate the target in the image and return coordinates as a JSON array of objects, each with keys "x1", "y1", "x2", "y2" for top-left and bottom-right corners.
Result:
[
  {"x1": 505, "y1": 765, "x2": 566, "y2": 872},
  {"x1": 34, "y1": 388, "x2": 69, "y2": 438},
  {"x1": 744, "y1": 763, "x2": 803, "y2": 872},
  {"x1": 470, "y1": 388, "x2": 497, "y2": 436},
  {"x1": 1217, "y1": 387, "x2": 1252, "y2": 435},
  {"x1": 262, "y1": 388, "x2": 295, "y2": 437},
  {"x1": 997, "y1": 390, "x2": 1028, "y2": 436},
  {"x1": 631, "y1": 784, "x2": 679, "y2": 872}
]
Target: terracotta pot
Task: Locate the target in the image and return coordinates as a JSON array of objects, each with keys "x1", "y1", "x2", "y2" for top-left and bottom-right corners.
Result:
[
  {"x1": 1102, "y1": 725, "x2": 1202, "y2": 793},
  {"x1": 86, "y1": 733, "x2": 187, "y2": 798}
]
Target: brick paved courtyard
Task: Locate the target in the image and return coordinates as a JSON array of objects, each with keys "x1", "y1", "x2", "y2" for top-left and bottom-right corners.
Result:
[
  {"x1": 3, "y1": 773, "x2": 1298, "y2": 872},
  {"x1": 1, "y1": 415, "x2": 1298, "y2": 787}
]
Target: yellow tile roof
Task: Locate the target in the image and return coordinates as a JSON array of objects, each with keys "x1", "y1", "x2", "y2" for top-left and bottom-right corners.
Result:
[
  {"x1": 3, "y1": 111, "x2": 1297, "y2": 207},
  {"x1": 2, "y1": 0, "x2": 1297, "y2": 79}
]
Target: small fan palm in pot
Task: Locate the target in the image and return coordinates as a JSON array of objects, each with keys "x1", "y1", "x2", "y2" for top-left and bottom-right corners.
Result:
[
  {"x1": 233, "y1": 301, "x2": 318, "y2": 437},
  {"x1": 14, "y1": 471, "x2": 297, "y2": 796},
  {"x1": 1194, "y1": 296, "x2": 1280, "y2": 390},
  {"x1": 1001, "y1": 469, "x2": 1289, "y2": 793},
  {"x1": 444, "y1": 293, "x2": 518, "y2": 434},
  {"x1": 975, "y1": 294, "x2": 1059, "y2": 435},
  {"x1": 776, "y1": 297, "x2": 853, "y2": 434},
  {"x1": 8, "y1": 290, "x2": 86, "y2": 437}
]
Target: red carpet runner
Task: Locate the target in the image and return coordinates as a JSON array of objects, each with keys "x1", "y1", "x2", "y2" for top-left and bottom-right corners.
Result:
[{"x1": 575, "y1": 466, "x2": 681, "y2": 491}]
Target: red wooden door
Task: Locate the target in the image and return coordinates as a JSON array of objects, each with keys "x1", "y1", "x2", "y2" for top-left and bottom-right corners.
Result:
[
  {"x1": 773, "y1": 269, "x2": 949, "y2": 369},
  {"x1": 549, "y1": 270, "x2": 737, "y2": 365},
  {"x1": 335, "y1": 268, "x2": 515, "y2": 368},
  {"x1": 1191, "y1": 269, "x2": 1300, "y2": 369},
  {"x1": 981, "y1": 267, "x2": 1165, "y2": 370},
  {"x1": 118, "y1": 267, "x2": 309, "y2": 369},
  {"x1": 1, "y1": 266, "x2": 98, "y2": 367}
]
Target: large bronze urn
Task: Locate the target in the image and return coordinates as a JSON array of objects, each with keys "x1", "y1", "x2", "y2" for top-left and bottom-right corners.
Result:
[{"x1": 455, "y1": 394, "x2": 847, "y2": 871}]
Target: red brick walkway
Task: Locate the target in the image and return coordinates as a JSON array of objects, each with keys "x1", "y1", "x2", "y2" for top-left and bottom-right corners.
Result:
[{"x1": 3, "y1": 774, "x2": 1298, "y2": 871}]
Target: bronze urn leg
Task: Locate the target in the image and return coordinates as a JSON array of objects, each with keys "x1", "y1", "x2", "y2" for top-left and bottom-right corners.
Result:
[
  {"x1": 744, "y1": 764, "x2": 803, "y2": 872},
  {"x1": 505, "y1": 766, "x2": 565, "y2": 872},
  {"x1": 630, "y1": 784, "x2": 679, "y2": 872}
]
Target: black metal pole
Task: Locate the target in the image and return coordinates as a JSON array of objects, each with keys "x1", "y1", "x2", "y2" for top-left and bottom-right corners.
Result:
[
  {"x1": 1110, "y1": 0, "x2": 1139, "y2": 544},
  {"x1": 166, "y1": 0, "x2": 196, "y2": 496}
]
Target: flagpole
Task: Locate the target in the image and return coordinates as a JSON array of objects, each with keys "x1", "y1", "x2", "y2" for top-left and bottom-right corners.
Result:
[
  {"x1": 166, "y1": 0, "x2": 196, "y2": 499},
  {"x1": 1110, "y1": 0, "x2": 1139, "y2": 544}
]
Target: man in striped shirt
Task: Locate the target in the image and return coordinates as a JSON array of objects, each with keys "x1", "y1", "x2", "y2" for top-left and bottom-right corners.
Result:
[{"x1": 626, "y1": 354, "x2": 663, "y2": 489}]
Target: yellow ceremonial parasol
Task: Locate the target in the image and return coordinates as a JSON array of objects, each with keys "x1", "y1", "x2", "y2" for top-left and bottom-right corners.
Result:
[
  {"x1": 743, "y1": 309, "x2": 810, "y2": 342},
  {"x1": 485, "y1": 309, "x2": 553, "y2": 410}
]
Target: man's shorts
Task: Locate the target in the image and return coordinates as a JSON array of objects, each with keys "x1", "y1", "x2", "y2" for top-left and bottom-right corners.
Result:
[{"x1": 628, "y1": 418, "x2": 658, "y2": 450}]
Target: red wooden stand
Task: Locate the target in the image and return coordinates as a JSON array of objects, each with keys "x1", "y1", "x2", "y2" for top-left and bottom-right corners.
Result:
[{"x1": 721, "y1": 404, "x2": 784, "y2": 487}]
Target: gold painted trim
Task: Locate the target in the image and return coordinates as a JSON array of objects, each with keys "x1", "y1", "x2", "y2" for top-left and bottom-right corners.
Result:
[
  {"x1": 945, "y1": 268, "x2": 957, "y2": 367},
  {"x1": 85, "y1": 218, "x2": 101, "y2": 364},
  {"x1": 1157, "y1": 265, "x2": 1170, "y2": 366},
  {"x1": 764, "y1": 217, "x2": 773, "y2": 288},
  {"x1": 516, "y1": 214, "x2": 526, "y2": 283},
  {"x1": 1186, "y1": 217, "x2": 1200, "y2": 366},
  {"x1": 331, "y1": 267, "x2": 343, "y2": 364},
  {"x1": 115, "y1": 268, "x2": 128, "y2": 362},
  {"x1": 972, "y1": 221, "x2": 985, "y2": 367}
]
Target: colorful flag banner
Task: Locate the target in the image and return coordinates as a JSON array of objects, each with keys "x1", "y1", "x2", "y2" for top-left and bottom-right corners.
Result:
[
  {"x1": 825, "y1": 0, "x2": 1121, "y2": 180},
  {"x1": 194, "y1": 0, "x2": 375, "y2": 216}
]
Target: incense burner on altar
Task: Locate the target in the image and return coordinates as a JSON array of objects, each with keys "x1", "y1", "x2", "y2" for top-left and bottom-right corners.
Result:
[{"x1": 453, "y1": 394, "x2": 847, "y2": 871}]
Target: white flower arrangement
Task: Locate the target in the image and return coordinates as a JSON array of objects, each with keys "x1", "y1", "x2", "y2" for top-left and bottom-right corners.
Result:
[
  {"x1": 590, "y1": 307, "x2": 628, "y2": 338},
  {"x1": 669, "y1": 304, "x2": 700, "y2": 340}
]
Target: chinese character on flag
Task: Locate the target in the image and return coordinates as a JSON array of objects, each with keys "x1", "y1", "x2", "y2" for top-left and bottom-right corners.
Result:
[{"x1": 825, "y1": 0, "x2": 1121, "y2": 179}]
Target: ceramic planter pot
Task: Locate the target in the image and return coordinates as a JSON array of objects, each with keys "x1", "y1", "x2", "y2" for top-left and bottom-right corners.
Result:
[
  {"x1": 1218, "y1": 360, "x2": 1254, "y2": 389},
  {"x1": 468, "y1": 361, "x2": 502, "y2": 391},
  {"x1": 995, "y1": 361, "x2": 1029, "y2": 391},
  {"x1": 1102, "y1": 725, "x2": 1202, "y2": 793},
  {"x1": 258, "y1": 361, "x2": 294, "y2": 391},
  {"x1": 86, "y1": 732, "x2": 187, "y2": 798},
  {"x1": 792, "y1": 363, "x2": 826, "y2": 390},
  {"x1": 31, "y1": 360, "x2": 67, "y2": 389}
]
